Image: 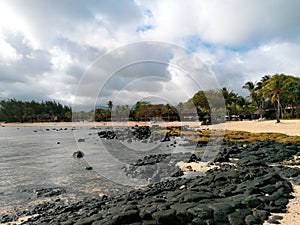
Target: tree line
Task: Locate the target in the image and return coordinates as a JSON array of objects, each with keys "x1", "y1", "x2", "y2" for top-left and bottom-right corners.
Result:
[
  {"x1": 0, "y1": 99, "x2": 72, "y2": 123},
  {"x1": 1, "y1": 73, "x2": 300, "y2": 123},
  {"x1": 72, "y1": 102, "x2": 180, "y2": 122},
  {"x1": 74, "y1": 74, "x2": 300, "y2": 123},
  {"x1": 243, "y1": 73, "x2": 300, "y2": 122}
]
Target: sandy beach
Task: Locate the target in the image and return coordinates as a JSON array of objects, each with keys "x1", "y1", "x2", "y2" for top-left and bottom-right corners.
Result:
[
  {"x1": 2, "y1": 119, "x2": 300, "y2": 136},
  {"x1": 219, "y1": 120, "x2": 300, "y2": 137}
]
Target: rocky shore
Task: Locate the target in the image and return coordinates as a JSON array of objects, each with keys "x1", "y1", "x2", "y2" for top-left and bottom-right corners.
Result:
[{"x1": 1, "y1": 126, "x2": 300, "y2": 225}]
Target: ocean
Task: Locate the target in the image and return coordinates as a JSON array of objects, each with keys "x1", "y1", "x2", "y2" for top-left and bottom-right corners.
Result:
[{"x1": 0, "y1": 125, "x2": 195, "y2": 211}]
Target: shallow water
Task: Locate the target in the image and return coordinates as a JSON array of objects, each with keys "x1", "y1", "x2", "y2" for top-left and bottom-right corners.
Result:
[
  {"x1": 0, "y1": 125, "x2": 196, "y2": 210},
  {"x1": 0, "y1": 126, "x2": 119, "y2": 210}
]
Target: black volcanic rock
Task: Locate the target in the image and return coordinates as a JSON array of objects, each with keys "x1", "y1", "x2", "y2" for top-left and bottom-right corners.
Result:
[
  {"x1": 73, "y1": 151, "x2": 84, "y2": 158},
  {"x1": 2, "y1": 140, "x2": 300, "y2": 225}
]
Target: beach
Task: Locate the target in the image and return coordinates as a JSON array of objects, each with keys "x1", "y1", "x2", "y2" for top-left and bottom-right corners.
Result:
[
  {"x1": 2, "y1": 138, "x2": 298, "y2": 225},
  {"x1": 1, "y1": 119, "x2": 300, "y2": 225},
  {"x1": 2, "y1": 119, "x2": 300, "y2": 136},
  {"x1": 217, "y1": 120, "x2": 300, "y2": 137}
]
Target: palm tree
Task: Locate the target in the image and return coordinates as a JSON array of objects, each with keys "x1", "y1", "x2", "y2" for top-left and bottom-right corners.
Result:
[
  {"x1": 261, "y1": 74, "x2": 286, "y2": 123},
  {"x1": 107, "y1": 101, "x2": 113, "y2": 112},
  {"x1": 261, "y1": 75, "x2": 271, "y2": 83},
  {"x1": 243, "y1": 81, "x2": 257, "y2": 106},
  {"x1": 282, "y1": 75, "x2": 300, "y2": 118},
  {"x1": 243, "y1": 75, "x2": 271, "y2": 109},
  {"x1": 221, "y1": 87, "x2": 239, "y2": 117},
  {"x1": 255, "y1": 75, "x2": 271, "y2": 109}
]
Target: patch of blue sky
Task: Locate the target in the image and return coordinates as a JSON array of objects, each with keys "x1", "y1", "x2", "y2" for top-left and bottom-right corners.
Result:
[
  {"x1": 167, "y1": 52, "x2": 174, "y2": 60},
  {"x1": 220, "y1": 39, "x2": 259, "y2": 53},
  {"x1": 143, "y1": 8, "x2": 153, "y2": 18},
  {"x1": 184, "y1": 34, "x2": 255, "y2": 55},
  {"x1": 136, "y1": 24, "x2": 153, "y2": 33},
  {"x1": 183, "y1": 35, "x2": 216, "y2": 53},
  {"x1": 224, "y1": 45, "x2": 253, "y2": 53}
]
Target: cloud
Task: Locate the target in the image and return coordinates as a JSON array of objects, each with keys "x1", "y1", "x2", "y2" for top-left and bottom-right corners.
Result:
[
  {"x1": 0, "y1": 37, "x2": 23, "y2": 63},
  {"x1": 0, "y1": 0, "x2": 300, "y2": 109},
  {"x1": 0, "y1": 32, "x2": 51, "y2": 83},
  {"x1": 140, "y1": 0, "x2": 300, "y2": 46},
  {"x1": 2, "y1": 0, "x2": 144, "y2": 50},
  {"x1": 74, "y1": 42, "x2": 176, "y2": 107},
  {"x1": 241, "y1": 42, "x2": 300, "y2": 76},
  {"x1": 0, "y1": 0, "x2": 149, "y2": 106},
  {"x1": 210, "y1": 41, "x2": 300, "y2": 95},
  {"x1": 72, "y1": 41, "x2": 222, "y2": 107}
]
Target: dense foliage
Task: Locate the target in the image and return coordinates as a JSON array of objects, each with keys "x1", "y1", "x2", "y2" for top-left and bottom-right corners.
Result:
[
  {"x1": 0, "y1": 99, "x2": 72, "y2": 123},
  {"x1": 243, "y1": 73, "x2": 300, "y2": 122}
]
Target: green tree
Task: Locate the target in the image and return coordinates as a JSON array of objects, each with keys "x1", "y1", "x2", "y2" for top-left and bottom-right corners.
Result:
[
  {"x1": 284, "y1": 76, "x2": 300, "y2": 117},
  {"x1": 133, "y1": 101, "x2": 150, "y2": 120},
  {"x1": 107, "y1": 101, "x2": 113, "y2": 112},
  {"x1": 261, "y1": 74, "x2": 288, "y2": 122},
  {"x1": 243, "y1": 81, "x2": 258, "y2": 107},
  {"x1": 162, "y1": 104, "x2": 177, "y2": 121},
  {"x1": 0, "y1": 99, "x2": 72, "y2": 123}
]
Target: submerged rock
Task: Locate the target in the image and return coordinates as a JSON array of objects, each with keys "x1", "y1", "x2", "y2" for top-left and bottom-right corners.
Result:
[
  {"x1": 73, "y1": 151, "x2": 84, "y2": 158},
  {"x1": 85, "y1": 166, "x2": 93, "y2": 170},
  {"x1": 77, "y1": 138, "x2": 85, "y2": 142}
]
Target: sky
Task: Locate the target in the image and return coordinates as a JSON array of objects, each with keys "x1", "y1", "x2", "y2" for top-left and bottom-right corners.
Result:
[{"x1": 1, "y1": 0, "x2": 300, "y2": 110}]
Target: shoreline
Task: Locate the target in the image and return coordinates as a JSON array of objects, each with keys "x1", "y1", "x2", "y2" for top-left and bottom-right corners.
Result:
[
  {"x1": 2, "y1": 139, "x2": 299, "y2": 225},
  {"x1": 1, "y1": 120, "x2": 300, "y2": 225},
  {"x1": 1, "y1": 119, "x2": 300, "y2": 136}
]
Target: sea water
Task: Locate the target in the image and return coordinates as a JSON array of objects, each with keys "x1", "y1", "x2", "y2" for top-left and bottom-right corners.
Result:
[
  {"x1": 0, "y1": 126, "x2": 123, "y2": 210},
  {"x1": 0, "y1": 125, "x2": 196, "y2": 210}
]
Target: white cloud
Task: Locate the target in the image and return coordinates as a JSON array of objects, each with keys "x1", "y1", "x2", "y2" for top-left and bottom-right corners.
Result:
[
  {"x1": 0, "y1": 0, "x2": 300, "y2": 108},
  {"x1": 139, "y1": 0, "x2": 300, "y2": 46},
  {"x1": 50, "y1": 47, "x2": 73, "y2": 71},
  {"x1": 242, "y1": 42, "x2": 300, "y2": 76},
  {"x1": 28, "y1": 71, "x2": 77, "y2": 104},
  {"x1": 0, "y1": 37, "x2": 23, "y2": 63},
  {"x1": 210, "y1": 41, "x2": 300, "y2": 95}
]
